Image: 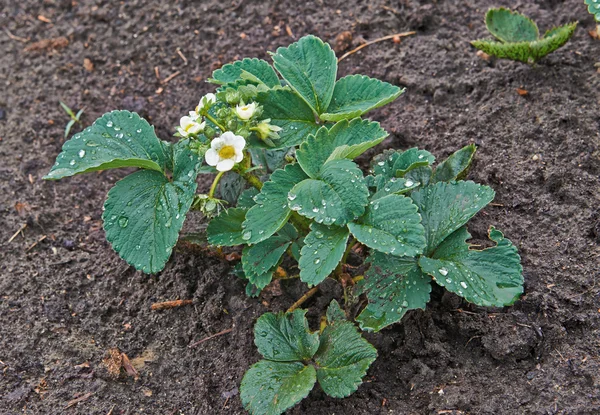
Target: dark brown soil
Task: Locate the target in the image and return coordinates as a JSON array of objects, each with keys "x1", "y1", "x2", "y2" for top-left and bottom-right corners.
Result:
[{"x1": 2, "y1": 1, "x2": 600, "y2": 414}]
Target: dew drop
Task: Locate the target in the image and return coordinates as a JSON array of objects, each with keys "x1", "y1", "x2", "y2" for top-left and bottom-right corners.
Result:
[
  {"x1": 405, "y1": 180, "x2": 414, "y2": 187},
  {"x1": 314, "y1": 258, "x2": 320, "y2": 264},
  {"x1": 287, "y1": 192, "x2": 297, "y2": 201},
  {"x1": 106, "y1": 121, "x2": 113, "y2": 127},
  {"x1": 242, "y1": 231, "x2": 252, "y2": 240},
  {"x1": 118, "y1": 217, "x2": 129, "y2": 228},
  {"x1": 439, "y1": 267, "x2": 448, "y2": 276},
  {"x1": 460, "y1": 281, "x2": 468, "y2": 289},
  {"x1": 69, "y1": 159, "x2": 76, "y2": 165}
]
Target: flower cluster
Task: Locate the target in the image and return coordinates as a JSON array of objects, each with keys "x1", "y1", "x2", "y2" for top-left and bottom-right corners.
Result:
[{"x1": 176, "y1": 90, "x2": 282, "y2": 172}]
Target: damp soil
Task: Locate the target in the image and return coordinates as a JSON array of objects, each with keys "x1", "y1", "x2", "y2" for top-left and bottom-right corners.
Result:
[{"x1": 1, "y1": 0, "x2": 600, "y2": 414}]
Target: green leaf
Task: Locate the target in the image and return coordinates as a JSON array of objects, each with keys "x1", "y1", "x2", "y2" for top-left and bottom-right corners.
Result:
[
  {"x1": 102, "y1": 140, "x2": 199, "y2": 273},
  {"x1": 289, "y1": 159, "x2": 369, "y2": 226},
  {"x1": 314, "y1": 320, "x2": 377, "y2": 398},
  {"x1": 485, "y1": 8, "x2": 539, "y2": 43},
  {"x1": 298, "y1": 223, "x2": 349, "y2": 286},
  {"x1": 411, "y1": 181, "x2": 495, "y2": 254},
  {"x1": 418, "y1": 226, "x2": 524, "y2": 307},
  {"x1": 254, "y1": 310, "x2": 320, "y2": 361},
  {"x1": 356, "y1": 252, "x2": 431, "y2": 331},
  {"x1": 242, "y1": 236, "x2": 292, "y2": 289},
  {"x1": 321, "y1": 75, "x2": 404, "y2": 122},
  {"x1": 471, "y1": 22, "x2": 577, "y2": 64},
  {"x1": 372, "y1": 148, "x2": 435, "y2": 180},
  {"x1": 238, "y1": 187, "x2": 260, "y2": 209},
  {"x1": 242, "y1": 163, "x2": 308, "y2": 244},
  {"x1": 207, "y1": 208, "x2": 248, "y2": 246},
  {"x1": 326, "y1": 299, "x2": 347, "y2": 323},
  {"x1": 370, "y1": 176, "x2": 421, "y2": 200},
  {"x1": 271, "y1": 35, "x2": 337, "y2": 114},
  {"x1": 219, "y1": 171, "x2": 246, "y2": 206},
  {"x1": 208, "y1": 58, "x2": 280, "y2": 88},
  {"x1": 241, "y1": 361, "x2": 316, "y2": 415},
  {"x1": 254, "y1": 87, "x2": 320, "y2": 149},
  {"x1": 431, "y1": 144, "x2": 476, "y2": 183},
  {"x1": 297, "y1": 118, "x2": 387, "y2": 178},
  {"x1": 348, "y1": 194, "x2": 426, "y2": 257},
  {"x1": 585, "y1": 0, "x2": 600, "y2": 22},
  {"x1": 45, "y1": 110, "x2": 168, "y2": 180}
]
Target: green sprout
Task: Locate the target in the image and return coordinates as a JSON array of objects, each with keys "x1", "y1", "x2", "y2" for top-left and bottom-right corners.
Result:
[
  {"x1": 59, "y1": 101, "x2": 84, "y2": 139},
  {"x1": 471, "y1": 8, "x2": 577, "y2": 64}
]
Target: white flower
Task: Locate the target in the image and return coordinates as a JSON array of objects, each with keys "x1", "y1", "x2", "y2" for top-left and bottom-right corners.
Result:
[
  {"x1": 195, "y1": 93, "x2": 217, "y2": 113},
  {"x1": 235, "y1": 102, "x2": 257, "y2": 120},
  {"x1": 205, "y1": 131, "x2": 246, "y2": 172},
  {"x1": 177, "y1": 116, "x2": 205, "y2": 137}
]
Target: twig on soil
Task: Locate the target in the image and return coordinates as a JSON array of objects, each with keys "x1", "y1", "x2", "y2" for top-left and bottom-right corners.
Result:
[
  {"x1": 4, "y1": 28, "x2": 30, "y2": 43},
  {"x1": 189, "y1": 328, "x2": 234, "y2": 348},
  {"x1": 25, "y1": 235, "x2": 46, "y2": 252},
  {"x1": 106, "y1": 404, "x2": 116, "y2": 415},
  {"x1": 151, "y1": 299, "x2": 193, "y2": 311},
  {"x1": 176, "y1": 48, "x2": 188, "y2": 65},
  {"x1": 287, "y1": 286, "x2": 319, "y2": 313},
  {"x1": 161, "y1": 71, "x2": 181, "y2": 85},
  {"x1": 7, "y1": 224, "x2": 27, "y2": 243},
  {"x1": 337, "y1": 31, "x2": 416, "y2": 62},
  {"x1": 65, "y1": 392, "x2": 94, "y2": 409}
]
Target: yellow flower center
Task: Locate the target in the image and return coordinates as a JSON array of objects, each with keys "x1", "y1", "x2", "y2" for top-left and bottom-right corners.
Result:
[
  {"x1": 241, "y1": 106, "x2": 250, "y2": 111},
  {"x1": 218, "y1": 145, "x2": 236, "y2": 159},
  {"x1": 184, "y1": 123, "x2": 196, "y2": 132}
]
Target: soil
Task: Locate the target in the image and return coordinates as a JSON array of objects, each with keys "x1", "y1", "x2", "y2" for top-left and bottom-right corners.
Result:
[{"x1": 1, "y1": 0, "x2": 600, "y2": 414}]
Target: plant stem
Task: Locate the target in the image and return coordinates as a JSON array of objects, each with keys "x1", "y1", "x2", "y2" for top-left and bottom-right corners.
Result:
[
  {"x1": 205, "y1": 113, "x2": 227, "y2": 132},
  {"x1": 287, "y1": 286, "x2": 319, "y2": 313},
  {"x1": 208, "y1": 171, "x2": 225, "y2": 198}
]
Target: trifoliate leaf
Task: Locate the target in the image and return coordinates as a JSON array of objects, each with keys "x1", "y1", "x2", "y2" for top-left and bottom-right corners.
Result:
[
  {"x1": 326, "y1": 299, "x2": 347, "y2": 324},
  {"x1": 255, "y1": 87, "x2": 321, "y2": 149},
  {"x1": 289, "y1": 159, "x2": 369, "y2": 226},
  {"x1": 297, "y1": 118, "x2": 387, "y2": 178},
  {"x1": 242, "y1": 163, "x2": 308, "y2": 244},
  {"x1": 314, "y1": 320, "x2": 377, "y2": 398},
  {"x1": 321, "y1": 74, "x2": 404, "y2": 122},
  {"x1": 348, "y1": 194, "x2": 425, "y2": 257},
  {"x1": 585, "y1": 0, "x2": 600, "y2": 22},
  {"x1": 254, "y1": 310, "x2": 320, "y2": 361},
  {"x1": 298, "y1": 223, "x2": 349, "y2": 286},
  {"x1": 485, "y1": 8, "x2": 539, "y2": 43},
  {"x1": 208, "y1": 58, "x2": 280, "y2": 88},
  {"x1": 238, "y1": 187, "x2": 260, "y2": 209},
  {"x1": 242, "y1": 236, "x2": 292, "y2": 289},
  {"x1": 102, "y1": 140, "x2": 199, "y2": 273},
  {"x1": 356, "y1": 252, "x2": 431, "y2": 332},
  {"x1": 418, "y1": 226, "x2": 524, "y2": 307},
  {"x1": 241, "y1": 361, "x2": 316, "y2": 415},
  {"x1": 271, "y1": 35, "x2": 337, "y2": 114},
  {"x1": 207, "y1": 208, "x2": 248, "y2": 246},
  {"x1": 410, "y1": 181, "x2": 495, "y2": 255},
  {"x1": 431, "y1": 144, "x2": 476, "y2": 183},
  {"x1": 45, "y1": 110, "x2": 169, "y2": 180},
  {"x1": 277, "y1": 223, "x2": 304, "y2": 262}
]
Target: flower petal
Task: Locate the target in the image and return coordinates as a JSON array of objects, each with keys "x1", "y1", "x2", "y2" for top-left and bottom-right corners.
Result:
[
  {"x1": 205, "y1": 149, "x2": 219, "y2": 166},
  {"x1": 216, "y1": 158, "x2": 235, "y2": 172},
  {"x1": 177, "y1": 127, "x2": 188, "y2": 137},
  {"x1": 211, "y1": 136, "x2": 226, "y2": 150}
]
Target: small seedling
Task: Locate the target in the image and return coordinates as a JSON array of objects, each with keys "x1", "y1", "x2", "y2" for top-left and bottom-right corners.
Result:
[
  {"x1": 45, "y1": 35, "x2": 524, "y2": 415},
  {"x1": 585, "y1": 0, "x2": 600, "y2": 36},
  {"x1": 59, "y1": 101, "x2": 84, "y2": 139},
  {"x1": 472, "y1": 8, "x2": 577, "y2": 64}
]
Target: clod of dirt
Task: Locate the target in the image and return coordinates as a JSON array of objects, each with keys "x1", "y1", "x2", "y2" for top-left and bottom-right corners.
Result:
[{"x1": 24, "y1": 37, "x2": 69, "y2": 53}]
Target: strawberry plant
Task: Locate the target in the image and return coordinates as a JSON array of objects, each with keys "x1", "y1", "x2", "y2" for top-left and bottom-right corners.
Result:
[
  {"x1": 45, "y1": 35, "x2": 524, "y2": 415},
  {"x1": 471, "y1": 8, "x2": 577, "y2": 64},
  {"x1": 585, "y1": 0, "x2": 600, "y2": 35}
]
